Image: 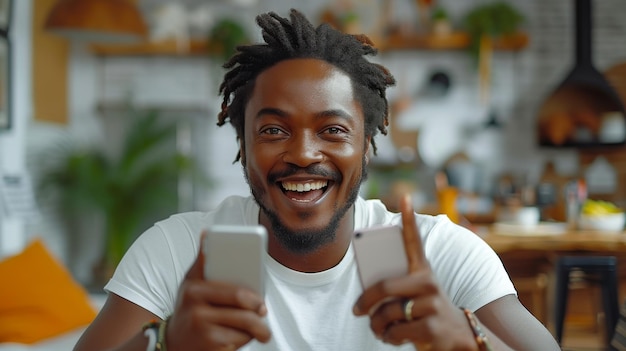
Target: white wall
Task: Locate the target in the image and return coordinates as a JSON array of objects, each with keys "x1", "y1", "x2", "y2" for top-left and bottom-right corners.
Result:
[{"x1": 0, "y1": 0, "x2": 32, "y2": 258}]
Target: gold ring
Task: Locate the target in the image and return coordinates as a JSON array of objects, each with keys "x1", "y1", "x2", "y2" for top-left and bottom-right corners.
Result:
[{"x1": 403, "y1": 299, "x2": 414, "y2": 322}]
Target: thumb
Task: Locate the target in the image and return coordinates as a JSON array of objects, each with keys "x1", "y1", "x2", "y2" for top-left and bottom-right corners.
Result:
[{"x1": 185, "y1": 231, "x2": 206, "y2": 280}]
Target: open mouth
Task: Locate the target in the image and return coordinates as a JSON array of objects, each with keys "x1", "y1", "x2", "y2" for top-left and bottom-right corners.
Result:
[{"x1": 280, "y1": 180, "x2": 329, "y2": 203}]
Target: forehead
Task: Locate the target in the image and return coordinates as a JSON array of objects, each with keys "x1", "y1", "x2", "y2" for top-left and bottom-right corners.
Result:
[
  {"x1": 258, "y1": 58, "x2": 351, "y2": 86},
  {"x1": 247, "y1": 58, "x2": 357, "y2": 111}
]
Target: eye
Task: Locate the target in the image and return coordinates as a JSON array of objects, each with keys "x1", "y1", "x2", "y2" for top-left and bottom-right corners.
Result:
[
  {"x1": 325, "y1": 127, "x2": 345, "y2": 135},
  {"x1": 261, "y1": 127, "x2": 285, "y2": 135}
]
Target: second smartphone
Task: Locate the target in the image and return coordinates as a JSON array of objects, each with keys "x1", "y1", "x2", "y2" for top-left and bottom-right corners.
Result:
[{"x1": 352, "y1": 225, "x2": 409, "y2": 290}]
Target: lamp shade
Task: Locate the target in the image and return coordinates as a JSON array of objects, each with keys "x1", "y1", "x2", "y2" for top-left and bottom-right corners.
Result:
[{"x1": 44, "y1": 0, "x2": 148, "y2": 43}]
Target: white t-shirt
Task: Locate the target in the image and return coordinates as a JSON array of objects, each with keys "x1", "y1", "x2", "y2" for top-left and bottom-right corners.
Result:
[{"x1": 105, "y1": 195, "x2": 515, "y2": 351}]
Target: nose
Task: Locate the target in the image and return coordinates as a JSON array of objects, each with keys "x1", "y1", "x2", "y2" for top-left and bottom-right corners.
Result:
[{"x1": 283, "y1": 131, "x2": 324, "y2": 167}]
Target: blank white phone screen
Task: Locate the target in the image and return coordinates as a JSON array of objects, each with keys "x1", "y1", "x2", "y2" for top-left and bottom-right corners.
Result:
[
  {"x1": 353, "y1": 225, "x2": 409, "y2": 289},
  {"x1": 203, "y1": 225, "x2": 267, "y2": 295}
]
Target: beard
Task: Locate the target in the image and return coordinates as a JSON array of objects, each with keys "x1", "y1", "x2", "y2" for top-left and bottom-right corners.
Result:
[{"x1": 244, "y1": 157, "x2": 368, "y2": 254}]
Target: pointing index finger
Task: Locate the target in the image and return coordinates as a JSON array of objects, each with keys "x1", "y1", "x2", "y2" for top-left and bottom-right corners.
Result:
[{"x1": 400, "y1": 194, "x2": 427, "y2": 272}]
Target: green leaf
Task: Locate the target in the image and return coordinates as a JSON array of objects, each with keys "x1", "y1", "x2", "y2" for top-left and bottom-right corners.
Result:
[
  {"x1": 463, "y1": 2, "x2": 525, "y2": 64},
  {"x1": 207, "y1": 18, "x2": 250, "y2": 61},
  {"x1": 36, "y1": 108, "x2": 211, "y2": 272}
]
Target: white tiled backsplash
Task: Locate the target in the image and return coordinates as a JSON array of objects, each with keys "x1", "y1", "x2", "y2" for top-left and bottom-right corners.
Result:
[{"x1": 99, "y1": 57, "x2": 214, "y2": 107}]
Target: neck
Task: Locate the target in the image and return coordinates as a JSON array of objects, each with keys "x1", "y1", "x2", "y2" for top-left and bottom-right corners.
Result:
[{"x1": 263, "y1": 207, "x2": 355, "y2": 273}]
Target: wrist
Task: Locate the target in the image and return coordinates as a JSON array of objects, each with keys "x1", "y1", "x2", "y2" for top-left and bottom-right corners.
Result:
[
  {"x1": 460, "y1": 308, "x2": 493, "y2": 351},
  {"x1": 142, "y1": 317, "x2": 170, "y2": 351}
]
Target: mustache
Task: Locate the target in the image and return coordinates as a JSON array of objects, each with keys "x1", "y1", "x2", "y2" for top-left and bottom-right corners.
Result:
[{"x1": 268, "y1": 164, "x2": 341, "y2": 184}]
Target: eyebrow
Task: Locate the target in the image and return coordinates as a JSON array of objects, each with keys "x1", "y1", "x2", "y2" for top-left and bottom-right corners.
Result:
[{"x1": 255, "y1": 108, "x2": 354, "y2": 120}]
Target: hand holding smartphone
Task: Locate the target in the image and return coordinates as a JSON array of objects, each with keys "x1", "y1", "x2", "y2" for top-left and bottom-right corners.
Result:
[
  {"x1": 352, "y1": 225, "x2": 409, "y2": 290},
  {"x1": 203, "y1": 225, "x2": 268, "y2": 295}
]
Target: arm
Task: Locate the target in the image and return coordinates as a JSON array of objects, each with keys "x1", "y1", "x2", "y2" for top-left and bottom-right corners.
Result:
[
  {"x1": 475, "y1": 294, "x2": 560, "y2": 350},
  {"x1": 73, "y1": 293, "x2": 160, "y2": 351},
  {"x1": 353, "y1": 195, "x2": 560, "y2": 350},
  {"x1": 74, "y1": 234, "x2": 271, "y2": 351}
]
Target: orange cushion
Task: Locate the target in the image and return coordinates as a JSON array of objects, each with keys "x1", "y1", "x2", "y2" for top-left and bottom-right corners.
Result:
[{"x1": 0, "y1": 239, "x2": 97, "y2": 344}]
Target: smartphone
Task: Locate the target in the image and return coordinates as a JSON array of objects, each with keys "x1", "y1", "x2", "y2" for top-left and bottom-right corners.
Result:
[
  {"x1": 203, "y1": 225, "x2": 268, "y2": 295},
  {"x1": 352, "y1": 225, "x2": 408, "y2": 290}
]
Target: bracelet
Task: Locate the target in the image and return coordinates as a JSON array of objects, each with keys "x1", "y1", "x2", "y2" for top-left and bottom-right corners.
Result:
[
  {"x1": 142, "y1": 318, "x2": 169, "y2": 351},
  {"x1": 143, "y1": 327, "x2": 157, "y2": 351},
  {"x1": 461, "y1": 308, "x2": 493, "y2": 351},
  {"x1": 157, "y1": 317, "x2": 169, "y2": 351}
]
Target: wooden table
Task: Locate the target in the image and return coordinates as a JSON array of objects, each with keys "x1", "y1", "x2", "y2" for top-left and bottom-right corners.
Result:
[
  {"x1": 472, "y1": 224, "x2": 626, "y2": 330},
  {"x1": 476, "y1": 226, "x2": 626, "y2": 254}
]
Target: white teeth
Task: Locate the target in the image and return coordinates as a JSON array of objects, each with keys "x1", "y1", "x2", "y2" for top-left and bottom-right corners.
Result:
[{"x1": 282, "y1": 180, "x2": 328, "y2": 192}]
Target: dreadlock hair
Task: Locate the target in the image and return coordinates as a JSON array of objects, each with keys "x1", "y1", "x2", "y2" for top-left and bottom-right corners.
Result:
[{"x1": 217, "y1": 8, "x2": 396, "y2": 161}]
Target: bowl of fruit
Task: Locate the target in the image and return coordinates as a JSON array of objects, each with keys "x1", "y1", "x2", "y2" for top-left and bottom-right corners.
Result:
[{"x1": 578, "y1": 199, "x2": 625, "y2": 233}]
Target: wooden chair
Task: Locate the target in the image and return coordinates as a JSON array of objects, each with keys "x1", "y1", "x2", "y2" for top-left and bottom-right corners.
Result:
[{"x1": 554, "y1": 256, "x2": 619, "y2": 347}]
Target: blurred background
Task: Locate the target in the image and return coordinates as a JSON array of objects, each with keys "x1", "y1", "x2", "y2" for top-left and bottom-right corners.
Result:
[{"x1": 1, "y1": 3, "x2": 626, "y2": 347}]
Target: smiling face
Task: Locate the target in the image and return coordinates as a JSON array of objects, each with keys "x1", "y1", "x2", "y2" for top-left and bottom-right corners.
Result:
[{"x1": 242, "y1": 58, "x2": 370, "y2": 254}]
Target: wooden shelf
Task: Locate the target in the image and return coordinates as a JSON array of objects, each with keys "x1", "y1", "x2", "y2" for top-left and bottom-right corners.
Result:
[
  {"x1": 379, "y1": 31, "x2": 529, "y2": 51},
  {"x1": 89, "y1": 32, "x2": 529, "y2": 56},
  {"x1": 91, "y1": 39, "x2": 211, "y2": 56},
  {"x1": 491, "y1": 32, "x2": 530, "y2": 50}
]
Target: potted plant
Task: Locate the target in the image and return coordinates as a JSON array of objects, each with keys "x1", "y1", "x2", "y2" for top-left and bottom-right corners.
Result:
[
  {"x1": 37, "y1": 107, "x2": 209, "y2": 285},
  {"x1": 207, "y1": 18, "x2": 250, "y2": 62},
  {"x1": 463, "y1": 2, "x2": 525, "y2": 62},
  {"x1": 463, "y1": 2, "x2": 525, "y2": 103},
  {"x1": 431, "y1": 6, "x2": 452, "y2": 36}
]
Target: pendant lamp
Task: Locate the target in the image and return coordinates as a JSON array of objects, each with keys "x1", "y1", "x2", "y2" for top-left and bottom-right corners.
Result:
[{"x1": 44, "y1": 0, "x2": 148, "y2": 43}]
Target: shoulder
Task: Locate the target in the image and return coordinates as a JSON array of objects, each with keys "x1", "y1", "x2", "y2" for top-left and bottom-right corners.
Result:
[
  {"x1": 106, "y1": 196, "x2": 259, "y2": 317},
  {"x1": 414, "y1": 214, "x2": 496, "y2": 262},
  {"x1": 423, "y1": 217, "x2": 515, "y2": 309}
]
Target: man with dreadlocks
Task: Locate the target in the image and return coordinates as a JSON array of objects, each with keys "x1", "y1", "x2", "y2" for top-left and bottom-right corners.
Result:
[{"x1": 76, "y1": 9, "x2": 559, "y2": 351}]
